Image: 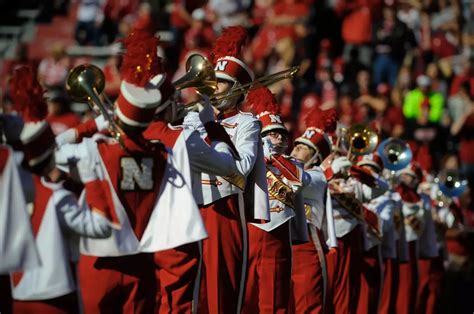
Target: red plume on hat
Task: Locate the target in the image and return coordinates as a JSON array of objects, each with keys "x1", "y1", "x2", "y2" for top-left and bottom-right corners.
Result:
[
  {"x1": 245, "y1": 86, "x2": 287, "y2": 134},
  {"x1": 211, "y1": 26, "x2": 248, "y2": 63},
  {"x1": 120, "y1": 22, "x2": 163, "y2": 88},
  {"x1": 246, "y1": 86, "x2": 278, "y2": 115},
  {"x1": 295, "y1": 106, "x2": 338, "y2": 161},
  {"x1": 9, "y1": 65, "x2": 55, "y2": 168},
  {"x1": 116, "y1": 24, "x2": 175, "y2": 128},
  {"x1": 211, "y1": 26, "x2": 254, "y2": 86},
  {"x1": 9, "y1": 66, "x2": 47, "y2": 122}
]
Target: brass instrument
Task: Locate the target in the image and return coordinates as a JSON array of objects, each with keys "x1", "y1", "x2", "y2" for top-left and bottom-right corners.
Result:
[
  {"x1": 343, "y1": 124, "x2": 379, "y2": 159},
  {"x1": 377, "y1": 138, "x2": 412, "y2": 171},
  {"x1": 173, "y1": 54, "x2": 217, "y2": 97},
  {"x1": 66, "y1": 64, "x2": 123, "y2": 144},
  {"x1": 208, "y1": 66, "x2": 300, "y2": 104},
  {"x1": 173, "y1": 53, "x2": 300, "y2": 110},
  {"x1": 435, "y1": 170, "x2": 467, "y2": 198}
]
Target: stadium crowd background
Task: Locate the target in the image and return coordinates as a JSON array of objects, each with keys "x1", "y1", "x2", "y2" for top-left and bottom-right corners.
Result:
[{"x1": 0, "y1": 0, "x2": 473, "y2": 311}]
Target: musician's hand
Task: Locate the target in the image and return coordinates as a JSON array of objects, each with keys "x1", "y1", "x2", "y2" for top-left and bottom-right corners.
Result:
[
  {"x1": 94, "y1": 115, "x2": 110, "y2": 132},
  {"x1": 262, "y1": 136, "x2": 275, "y2": 159},
  {"x1": 199, "y1": 95, "x2": 216, "y2": 124},
  {"x1": 331, "y1": 156, "x2": 352, "y2": 175}
]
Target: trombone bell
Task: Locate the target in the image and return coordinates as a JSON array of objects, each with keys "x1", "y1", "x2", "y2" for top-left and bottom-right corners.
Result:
[
  {"x1": 66, "y1": 64, "x2": 105, "y2": 102},
  {"x1": 344, "y1": 124, "x2": 379, "y2": 157},
  {"x1": 173, "y1": 54, "x2": 217, "y2": 97}
]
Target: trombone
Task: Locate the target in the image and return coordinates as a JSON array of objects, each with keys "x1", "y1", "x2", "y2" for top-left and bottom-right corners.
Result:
[
  {"x1": 66, "y1": 64, "x2": 123, "y2": 145},
  {"x1": 343, "y1": 124, "x2": 379, "y2": 160},
  {"x1": 173, "y1": 53, "x2": 300, "y2": 110}
]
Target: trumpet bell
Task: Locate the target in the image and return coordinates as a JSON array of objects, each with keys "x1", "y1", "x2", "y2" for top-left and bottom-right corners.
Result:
[
  {"x1": 437, "y1": 171, "x2": 467, "y2": 198},
  {"x1": 344, "y1": 124, "x2": 379, "y2": 156},
  {"x1": 66, "y1": 64, "x2": 105, "y2": 101},
  {"x1": 377, "y1": 138, "x2": 413, "y2": 171},
  {"x1": 173, "y1": 54, "x2": 217, "y2": 96}
]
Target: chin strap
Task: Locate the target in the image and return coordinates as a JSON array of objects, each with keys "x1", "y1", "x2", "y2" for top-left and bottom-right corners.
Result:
[{"x1": 304, "y1": 150, "x2": 321, "y2": 169}]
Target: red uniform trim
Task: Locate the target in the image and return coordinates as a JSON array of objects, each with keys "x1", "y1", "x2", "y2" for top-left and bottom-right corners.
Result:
[
  {"x1": 75, "y1": 119, "x2": 99, "y2": 142},
  {"x1": 97, "y1": 141, "x2": 168, "y2": 240},
  {"x1": 143, "y1": 121, "x2": 182, "y2": 148}
]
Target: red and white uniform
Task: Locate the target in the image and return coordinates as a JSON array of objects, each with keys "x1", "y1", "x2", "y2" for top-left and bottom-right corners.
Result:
[
  {"x1": 291, "y1": 166, "x2": 328, "y2": 314},
  {"x1": 11, "y1": 175, "x2": 110, "y2": 313},
  {"x1": 243, "y1": 154, "x2": 306, "y2": 314},
  {"x1": 57, "y1": 133, "x2": 207, "y2": 256},
  {"x1": 184, "y1": 110, "x2": 269, "y2": 313},
  {"x1": 377, "y1": 190, "x2": 403, "y2": 314},
  {"x1": 396, "y1": 183, "x2": 430, "y2": 314},
  {"x1": 416, "y1": 193, "x2": 441, "y2": 314},
  {"x1": 328, "y1": 171, "x2": 387, "y2": 314},
  {"x1": 357, "y1": 195, "x2": 384, "y2": 314}
]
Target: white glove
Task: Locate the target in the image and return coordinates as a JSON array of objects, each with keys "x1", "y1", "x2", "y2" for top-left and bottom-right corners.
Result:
[
  {"x1": 76, "y1": 156, "x2": 98, "y2": 183},
  {"x1": 331, "y1": 156, "x2": 352, "y2": 175},
  {"x1": 198, "y1": 95, "x2": 215, "y2": 124},
  {"x1": 262, "y1": 136, "x2": 275, "y2": 159},
  {"x1": 55, "y1": 129, "x2": 77, "y2": 147},
  {"x1": 94, "y1": 114, "x2": 110, "y2": 132}
]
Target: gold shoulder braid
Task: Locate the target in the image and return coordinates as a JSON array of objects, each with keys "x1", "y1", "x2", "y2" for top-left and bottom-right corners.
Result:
[
  {"x1": 221, "y1": 172, "x2": 246, "y2": 190},
  {"x1": 305, "y1": 204, "x2": 312, "y2": 221},
  {"x1": 266, "y1": 168, "x2": 295, "y2": 210},
  {"x1": 328, "y1": 181, "x2": 364, "y2": 220}
]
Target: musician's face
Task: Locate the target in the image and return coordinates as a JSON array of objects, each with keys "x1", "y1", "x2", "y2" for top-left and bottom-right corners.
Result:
[
  {"x1": 215, "y1": 80, "x2": 239, "y2": 110},
  {"x1": 266, "y1": 131, "x2": 288, "y2": 150},
  {"x1": 217, "y1": 81, "x2": 232, "y2": 93},
  {"x1": 291, "y1": 143, "x2": 315, "y2": 163}
]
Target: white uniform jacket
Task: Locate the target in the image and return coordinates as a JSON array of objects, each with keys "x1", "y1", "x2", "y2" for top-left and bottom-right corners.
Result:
[
  {"x1": 184, "y1": 111, "x2": 270, "y2": 221},
  {"x1": 417, "y1": 194, "x2": 439, "y2": 258},
  {"x1": 251, "y1": 156, "x2": 306, "y2": 239},
  {"x1": 301, "y1": 166, "x2": 327, "y2": 230},
  {"x1": 0, "y1": 146, "x2": 39, "y2": 274},
  {"x1": 331, "y1": 174, "x2": 388, "y2": 238},
  {"x1": 56, "y1": 133, "x2": 208, "y2": 256},
  {"x1": 11, "y1": 177, "x2": 110, "y2": 301}
]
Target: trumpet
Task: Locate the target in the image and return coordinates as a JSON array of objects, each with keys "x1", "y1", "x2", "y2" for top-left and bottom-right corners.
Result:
[
  {"x1": 66, "y1": 64, "x2": 123, "y2": 145},
  {"x1": 173, "y1": 53, "x2": 300, "y2": 110}
]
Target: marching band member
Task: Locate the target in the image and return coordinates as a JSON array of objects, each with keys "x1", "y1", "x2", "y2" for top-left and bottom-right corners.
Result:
[
  {"x1": 183, "y1": 26, "x2": 270, "y2": 313},
  {"x1": 395, "y1": 162, "x2": 429, "y2": 314},
  {"x1": 290, "y1": 106, "x2": 337, "y2": 313},
  {"x1": 56, "y1": 28, "x2": 208, "y2": 313},
  {"x1": 0, "y1": 114, "x2": 40, "y2": 314},
  {"x1": 379, "y1": 171, "x2": 405, "y2": 314},
  {"x1": 356, "y1": 153, "x2": 387, "y2": 314},
  {"x1": 241, "y1": 86, "x2": 305, "y2": 313},
  {"x1": 326, "y1": 147, "x2": 388, "y2": 314},
  {"x1": 8, "y1": 66, "x2": 112, "y2": 314},
  {"x1": 416, "y1": 179, "x2": 442, "y2": 313}
]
